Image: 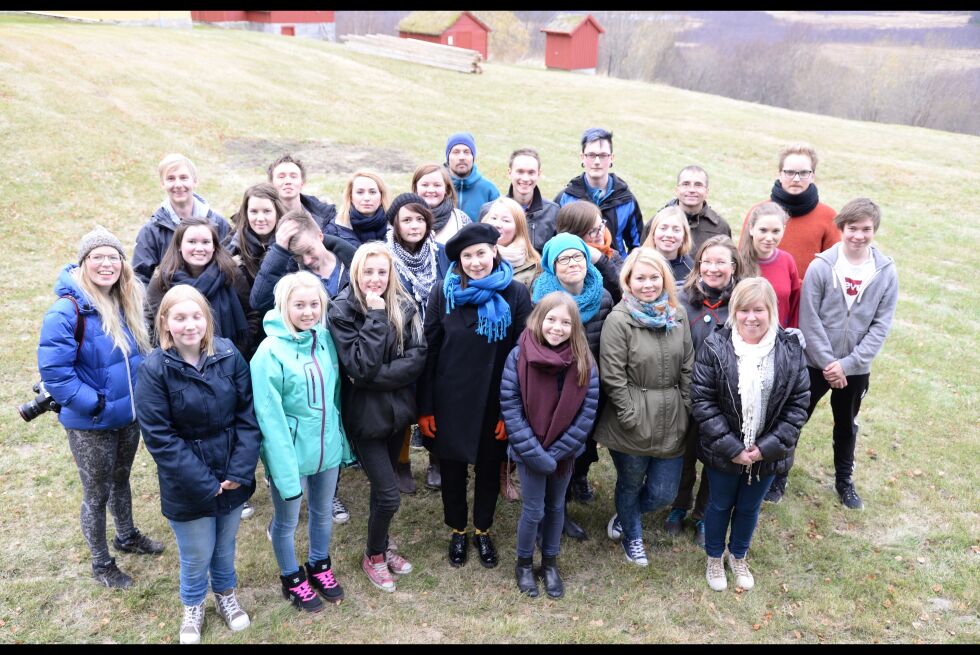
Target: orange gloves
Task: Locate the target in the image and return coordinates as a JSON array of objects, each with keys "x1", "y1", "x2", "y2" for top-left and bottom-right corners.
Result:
[
  {"x1": 418, "y1": 415, "x2": 437, "y2": 439},
  {"x1": 494, "y1": 419, "x2": 507, "y2": 441}
]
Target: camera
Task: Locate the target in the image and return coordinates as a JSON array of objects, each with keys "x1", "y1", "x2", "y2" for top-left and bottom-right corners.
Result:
[{"x1": 17, "y1": 381, "x2": 61, "y2": 422}]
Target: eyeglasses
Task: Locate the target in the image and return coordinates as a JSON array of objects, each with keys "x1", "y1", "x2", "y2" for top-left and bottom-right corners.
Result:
[
  {"x1": 586, "y1": 219, "x2": 607, "y2": 239},
  {"x1": 698, "y1": 259, "x2": 733, "y2": 269},
  {"x1": 88, "y1": 254, "x2": 122, "y2": 264},
  {"x1": 582, "y1": 153, "x2": 611, "y2": 161},
  {"x1": 678, "y1": 181, "x2": 706, "y2": 189},
  {"x1": 781, "y1": 169, "x2": 813, "y2": 180},
  {"x1": 555, "y1": 252, "x2": 586, "y2": 266}
]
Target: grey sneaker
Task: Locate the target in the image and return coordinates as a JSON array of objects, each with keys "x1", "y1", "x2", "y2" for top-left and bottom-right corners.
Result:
[
  {"x1": 332, "y1": 496, "x2": 350, "y2": 524},
  {"x1": 179, "y1": 600, "x2": 206, "y2": 644},
  {"x1": 706, "y1": 556, "x2": 727, "y2": 591},
  {"x1": 622, "y1": 537, "x2": 648, "y2": 567},
  {"x1": 214, "y1": 589, "x2": 250, "y2": 631},
  {"x1": 606, "y1": 514, "x2": 623, "y2": 541},
  {"x1": 240, "y1": 502, "x2": 255, "y2": 520},
  {"x1": 92, "y1": 559, "x2": 133, "y2": 589},
  {"x1": 726, "y1": 553, "x2": 754, "y2": 590},
  {"x1": 112, "y1": 529, "x2": 164, "y2": 555}
]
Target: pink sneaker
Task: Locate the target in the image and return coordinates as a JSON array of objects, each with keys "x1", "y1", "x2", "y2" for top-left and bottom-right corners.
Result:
[
  {"x1": 386, "y1": 547, "x2": 413, "y2": 575},
  {"x1": 362, "y1": 553, "x2": 396, "y2": 592}
]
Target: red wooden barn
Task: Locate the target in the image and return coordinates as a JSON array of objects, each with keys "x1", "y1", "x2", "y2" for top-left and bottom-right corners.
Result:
[
  {"x1": 191, "y1": 11, "x2": 335, "y2": 40},
  {"x1": 397, "y1": 11, "x2": 491, "y2": 60},
  {"x1": 541, "y1": 13, "x2": 605, "y2": 73}
]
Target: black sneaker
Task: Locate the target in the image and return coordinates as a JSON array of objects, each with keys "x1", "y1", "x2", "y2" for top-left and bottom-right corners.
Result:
[
  {"x1": 305, "y1": 557, "x2": 345, "y2": 604},
  {"x1": 92, "y1": 558, "x2": 133, "y2": 589},
  {"x1": 112, "y1": 529, "x2": 165, "y2": 555},
  {"x1": 568, "y1": 475, "x2": 594, "y2": 503},
  {"x1": 280, "y1": 568, "x2": 324, "y2": 613},
  {"x1": 763, "y1": 478, "x2": 786, "y2": 504},
  {"x1": 837, "y1": 483, "x2": 864, "y2": 510},
  {"x1": 410, "y1": 425, "x2": 424, "y2": 450}
]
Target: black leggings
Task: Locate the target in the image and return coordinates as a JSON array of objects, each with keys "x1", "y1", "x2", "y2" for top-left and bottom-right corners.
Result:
[
  {"x1": 351, "y1": 430, "x2": 404, "y2": 556},
  {"x1": 66, "y1": 423, "x2": 141, "y2": 567}
]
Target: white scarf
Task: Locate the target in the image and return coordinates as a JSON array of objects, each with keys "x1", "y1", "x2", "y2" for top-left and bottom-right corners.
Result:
[
  {"x1": 732, "y1": 325, "x2": 777, "y2": 460},
  {"x1": 496, "y1": 239, "x2": 528, "y2": 269}
]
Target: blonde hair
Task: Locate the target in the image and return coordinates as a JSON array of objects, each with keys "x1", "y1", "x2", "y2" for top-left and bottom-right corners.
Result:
[
  {"x1": 349, "y1": 243, "x2": 423, "y2": 355},
  {"x1": 156, "y1": 285, "x2": 216, "y2": 356},
  {"x1": 336, "y1": 170, "x2": 390, "y2": 230},
  {"x1": 619, "y1": 247, "x2": 678, "y2": 308},
  {"x1": 482, "y1": 197, "x2": 543, "y2": 269},
  {"x1": 726, "y1": 277, "x2": 779, "y2": 331},
  {"x1": 778, "y1": 143, "x2": 818, "y2": 172},
  {"x1": 525, "y1": 291, "x2": 593, "y2": 386},
  {"x1": 273, "y1": 271, "x2": 328, "y2": 337},
  {"x1": 642, "y1": 205, "x2": 693, "y2": 257},
  {"x1": 158, "y1": 153, "x2": 198, "y2": 182},
  {"x1": 739, "y1": 202, "x2": 789, "y2": 277},
  {"x1": 73, "y1": 261, "x2": 151, "y2": 356}
]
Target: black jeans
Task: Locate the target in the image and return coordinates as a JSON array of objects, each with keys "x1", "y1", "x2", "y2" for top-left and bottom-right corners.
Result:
[
  {"x1": 440, "y1": 433, "x2": 502, "y2": 532},
  {"x1": 671, "y1": 421, "x2": 709, "y2": 520},
  {"x1": 351, "y1": 430, "x2": 404, "y2": 556},
  {"x1": 805, "y1": 366, "x2": 870, "y2": 487}
]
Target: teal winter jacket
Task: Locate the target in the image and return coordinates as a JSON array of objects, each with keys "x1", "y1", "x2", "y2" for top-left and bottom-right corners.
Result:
[{"x1": 450, "y1": 163, "x2": 500, "y2": 222}]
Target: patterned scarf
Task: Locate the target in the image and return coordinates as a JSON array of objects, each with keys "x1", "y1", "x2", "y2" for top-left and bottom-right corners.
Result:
[
  {"x1": 443, "y1": 260, "x2": 514, "y2": 343},
  {"x1": 623, "y1": 290, "x2": 678, "y2": 331},
  {"x1": 531, "y1": 266, "x2": 603, "y2": 323},
  {"x1": 386, "y1": 228, "x2": 439, "y2": 309}
]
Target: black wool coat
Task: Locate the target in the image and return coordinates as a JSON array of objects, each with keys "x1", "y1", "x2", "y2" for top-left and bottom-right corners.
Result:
[
  {"x1": 327, "y1": 286, "x2": 427, "y2": 442},
  {"x1": 417, "y1": 278, "x2": 532, "y2": 464},
  {"x1": 691, "y1": 327, "x2": 810, "y2": 478}
]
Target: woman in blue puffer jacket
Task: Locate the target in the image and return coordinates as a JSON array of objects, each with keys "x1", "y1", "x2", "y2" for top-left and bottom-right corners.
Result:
[
  {"x1": 37, "y1": 226, "x2": 162, "y2": 590},
  {"x1": 499, "y1": 291, "x2": 599, "y2": 600}
]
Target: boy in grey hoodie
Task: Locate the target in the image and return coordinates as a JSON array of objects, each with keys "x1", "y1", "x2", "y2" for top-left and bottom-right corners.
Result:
[{"x1": 791, "y1": 198, "x2": 898, "y2": 510}]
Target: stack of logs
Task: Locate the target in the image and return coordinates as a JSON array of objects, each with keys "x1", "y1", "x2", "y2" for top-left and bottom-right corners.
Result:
[{"x1": 341, "y1": 33, "x2": 483, "y2": 74}]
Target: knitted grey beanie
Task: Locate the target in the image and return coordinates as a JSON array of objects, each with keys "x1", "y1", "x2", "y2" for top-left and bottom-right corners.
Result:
[{"x1": 77, "y1": 225, "x2": 127, "y2": 263}]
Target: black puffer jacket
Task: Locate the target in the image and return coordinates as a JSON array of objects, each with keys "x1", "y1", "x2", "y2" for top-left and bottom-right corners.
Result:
[
  {"x1": 691, "y1": 327, "x2": 810, "y2": 477},
  {"x1": 584, "y1": 288, "x2": 614, "y2": 363},
  {"x1": 327, "y1": 286, "x2": 427, "y2": 442}
]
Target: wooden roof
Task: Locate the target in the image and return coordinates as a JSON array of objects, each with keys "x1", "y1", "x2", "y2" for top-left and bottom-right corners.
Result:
[{"x1": 398, "y1": 11, "x2": 491, "y2": 35}]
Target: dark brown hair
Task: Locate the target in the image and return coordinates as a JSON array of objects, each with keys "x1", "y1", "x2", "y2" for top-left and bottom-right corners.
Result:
[
  {"x1": 231, "y1": 183, "x2": 286, "y2": 279},
  {"x1": 157, "y1": 217, "x2": 238, "y2": 292}
]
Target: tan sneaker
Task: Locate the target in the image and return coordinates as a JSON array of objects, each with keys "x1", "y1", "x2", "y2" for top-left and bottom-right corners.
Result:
[
  {"x1": 179, "y1": 600, "x2": 206, "y2": 644},
  {"x1": 706, "y1": 556, "x2": 727, "y2": 592},
  {"x1": 726, "y1": 553, "x2": 754, "y2": 590},
  {"x1": 214, "y1": 589, "x2": 250, "y2": 632}
]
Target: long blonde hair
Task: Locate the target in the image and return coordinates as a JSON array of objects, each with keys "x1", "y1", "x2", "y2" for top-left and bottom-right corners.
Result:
[
  {"x1": 336, "y1": 170, "x2": 390, "y2": 230},
  {"x1": 349, "y1": 243, "x2": 423, "y2": 354},
  {"x1": 526, "y1": 291, "x2": 593, "y2": 386},
  {"x1": 156, "y1": 285, "x2": 216, "y2": 356},
  {"x1": 73, "y1": 263, "x2": 151, "y2": 355}
]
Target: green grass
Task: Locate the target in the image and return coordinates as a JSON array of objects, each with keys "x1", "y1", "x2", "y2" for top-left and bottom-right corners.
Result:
[{"x1": 0, "y1": 20, "x2": 977, "y2": 644}]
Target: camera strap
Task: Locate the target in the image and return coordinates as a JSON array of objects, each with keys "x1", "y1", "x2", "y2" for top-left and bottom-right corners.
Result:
[{"x1": 60, "y1": 295, "x2": 85, "y2": 359}]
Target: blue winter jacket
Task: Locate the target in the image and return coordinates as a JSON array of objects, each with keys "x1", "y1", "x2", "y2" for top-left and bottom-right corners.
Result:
[
  {"x1": 450, "y1": 163, "x2": 500, "y2": 223},
  {"x1": 500, "y1": 345, "x2": 600, "y2": 475},
  {"x1": 136, "y1": 338, "x2": 261, "y2": 521},
  {"x1": 131, "y1": 195, "x2": 230, "y2": 286},
  {"x1": 555, "y1": 174, "x2": 643, "y2": 257},
  {"x1": 38, "y1": 265, "x2": 143, "y2": 430}
]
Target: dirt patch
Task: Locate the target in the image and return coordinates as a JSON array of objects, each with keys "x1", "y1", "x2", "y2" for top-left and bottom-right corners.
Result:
[{"x1": 222, "y1": 137, "x2": 417, "y2": 176}]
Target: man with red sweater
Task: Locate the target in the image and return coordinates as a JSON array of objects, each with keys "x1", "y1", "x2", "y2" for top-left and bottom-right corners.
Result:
[{"x1": 740, "y1": 144, "x2": 839, "y2": 279}]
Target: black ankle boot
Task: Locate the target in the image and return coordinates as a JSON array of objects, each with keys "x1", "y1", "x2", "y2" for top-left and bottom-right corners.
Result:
[
  {"x1": 538, "y1": 555, "x2": 564, "y2": 599},
  {"x1": 472, "y1": 531, "x2": 499, "y2": 568},
  {"x1": 563, "y1": 504, "x2": 588, "y2": 541},
  {"x1": 449, "y1": 531, "x2": 467, "y2": 567},
  {"x1": 515, "y1": 557, "x2": 538, "y2": 597}
]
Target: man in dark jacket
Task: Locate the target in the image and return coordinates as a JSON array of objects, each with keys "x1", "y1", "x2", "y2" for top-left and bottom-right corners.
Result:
[
  {"x1": 555, "y1": 128, "x2": 643, "y2": 258},
  {"x1": 132, "y1": 153, "x2": 230, "y2": 286},
  {"x1": 249, "y1": 209, "x2": 355, "y2": 314},
  {"x1": 477, "y1": 147, "x2": 559, "y2": 253},
  {"x1": 445, "y1": 132, "x2": 500, "y2": 221},
  {"x1": 640, "y1": 165, "x2": 731, "y2": 252},
  {"x1": 267, "y1": 154, "x2": 337, "y2": 231}
]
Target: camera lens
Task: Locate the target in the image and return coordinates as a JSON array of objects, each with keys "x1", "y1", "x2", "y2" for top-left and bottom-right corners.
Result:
[{"x1": 18, "y1": 399, "x2": 43, "y2": 422}]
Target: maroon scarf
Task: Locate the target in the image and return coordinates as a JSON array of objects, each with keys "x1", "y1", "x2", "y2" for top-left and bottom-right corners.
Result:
[{"x1": 517, "y1": 329, "x2": 589, "y2": 459}]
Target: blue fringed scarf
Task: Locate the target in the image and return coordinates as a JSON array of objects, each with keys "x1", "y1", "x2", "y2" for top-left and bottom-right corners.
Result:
[
  {"x1": 443, "y1": 260, "x2": 514, "y2": 343},
  {"x1": 531, "y1": 266, "x2": 604, "y2": 323}
]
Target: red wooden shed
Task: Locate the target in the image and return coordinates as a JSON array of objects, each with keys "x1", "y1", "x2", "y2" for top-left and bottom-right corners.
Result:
[
  {"x1": 541, "y1": 13, "x2": 605, "y2": 73},
  {"x1": 398, "y1": 11, "x2": 491, "y2": 61},
  {"x1": 191, "y1": 10, "x2": 335, "y2": 40}
]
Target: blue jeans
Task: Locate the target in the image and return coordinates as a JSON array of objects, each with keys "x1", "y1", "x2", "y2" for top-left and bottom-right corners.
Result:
[
  {"x1": 703, "y1": 467, "x2": 774, "y2": 559},
  {"x1": 270, "y1": 467, "x2": 338, "y2": 575},
  {"x1": 515, "y1": 461, "x2": 573, "y2": 558},
  {"x1": 169, "y1": 504, "x2": 244, "y2": 606},
  {"x1": 608, "y1": 449, "x2": 684, "y2": 541}
]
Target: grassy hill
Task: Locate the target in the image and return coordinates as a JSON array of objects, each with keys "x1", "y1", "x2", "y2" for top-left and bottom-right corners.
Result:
[{"x1": 0, "y1": 16, "x2": 977, "y2": 644}]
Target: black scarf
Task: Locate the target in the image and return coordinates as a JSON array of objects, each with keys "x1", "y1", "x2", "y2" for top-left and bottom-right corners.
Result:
[
  {"x1": 349, "y1": 207, "x2": 389, "y2": 242},
  {"x1": 172, "y1": 263, "x2": 249, "y2": 345},
  {"x1": 239, "y1": 228, "x2": 272, "y2": 281},
  {"x1": 429, "y1": 197, "x2": 455, "y2": 233},
  {"x1": 770, "y1": 180, "x2": 819, "y2": 217}
]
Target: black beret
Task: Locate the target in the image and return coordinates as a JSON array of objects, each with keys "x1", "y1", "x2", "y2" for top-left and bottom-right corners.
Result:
[{"x1": 445, "y1": 222, "x2": 500, "y2": 262}]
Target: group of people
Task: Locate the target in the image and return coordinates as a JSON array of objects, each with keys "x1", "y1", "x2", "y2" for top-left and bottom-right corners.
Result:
[{"x1": 36, "y1": 128, "x2": 898, "y2": 643}]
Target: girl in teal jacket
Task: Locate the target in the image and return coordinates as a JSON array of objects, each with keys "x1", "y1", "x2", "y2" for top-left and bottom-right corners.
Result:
[{"x1": 250, "y1": 271, "x2": 354, "y2": 613}]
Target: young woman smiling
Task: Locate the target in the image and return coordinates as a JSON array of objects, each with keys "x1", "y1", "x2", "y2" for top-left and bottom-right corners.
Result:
[
  {"x1": 325, "y1": 170, "x2": 390, "y2": 250},
  {"x1": 481, "y1": 196, "x2": 542, "y2": 291},
  {"x1": 411, "y1": 163, "x2": 471, "y2": 243},
  {"x1": 642, "y1": 205, "x2": 695, "y2": 289},
  {"x1": 145, "y1": 217, "x2": 256, "y2": 356},
  {"x1": 737, "y1": 202, "x2": 801, "y2": 329},
  {"x1": 327, "y1": 243, "x2": 427, "y2": 592}
]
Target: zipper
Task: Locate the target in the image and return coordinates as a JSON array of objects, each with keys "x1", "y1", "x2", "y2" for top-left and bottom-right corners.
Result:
[{"x1": 311, "y1": 331, "x2": 327, "y2": 472}]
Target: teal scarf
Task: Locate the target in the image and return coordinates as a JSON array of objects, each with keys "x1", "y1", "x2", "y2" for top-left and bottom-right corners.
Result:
[
  {"x1": 623, "y1": 290, "x2": 678, "y2": 331},
  {"x1": 531, "y1": 266, "x2": 603, "y2": 323},
  {"x1": 443, "y1": 260, "x2": 514, "y2": 343}
]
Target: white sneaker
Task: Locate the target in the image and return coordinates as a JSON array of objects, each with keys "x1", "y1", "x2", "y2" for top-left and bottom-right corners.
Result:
[
  {"x1": 726, "y1": 552, "x2": 755, "y2": 590},
  {"x1": 622, "y1": 537, "x2": 648, "y2": 567},
  {"x1": 214, "y1": 589, "x2": 250, "y2": 632},
  {"x1": 706, "y1": 556, "x2": 727, "y2": 592},
  {"x1": 179, "y1": 600, "x2": 206, "y2": 644},
  {"x1": 606, "y1": 514, "x2": 623, "y2": 541},
  {"x1": 332, "y1": 496, "x2": 350, "y2": 524},
  {"x1": 240, "y1": 502, "x2": 254, "y2": 520}
]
